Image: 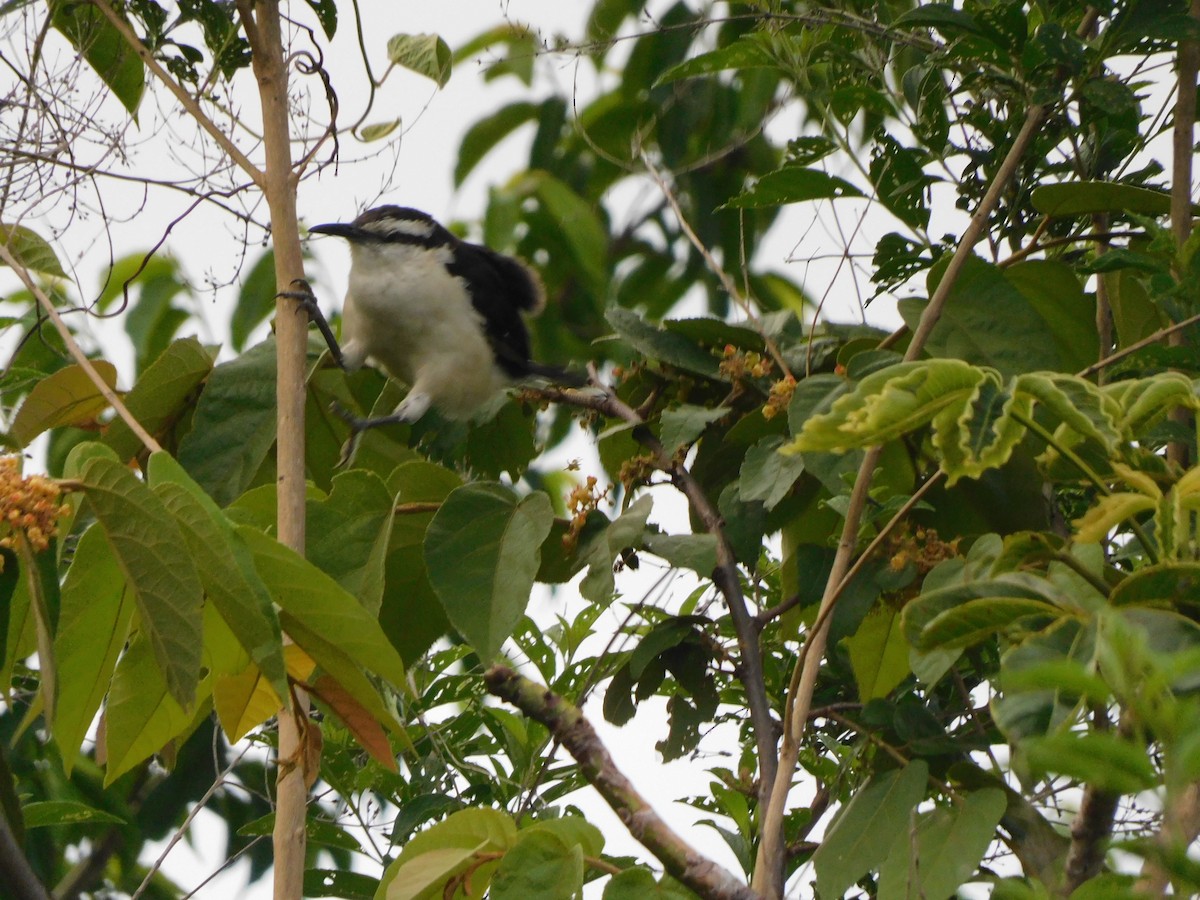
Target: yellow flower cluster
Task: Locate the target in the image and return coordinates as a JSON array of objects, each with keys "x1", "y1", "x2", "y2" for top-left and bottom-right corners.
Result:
[
  {"x1": 718, "y1": 345, "x2": 773, "y2": 381},
  {"x1": 0, "y1": 456, "x2": 70, "y2": 554},
  {"x1": 563, "y1": 474, "x2": 609, "y2": 553},
  {"x1": 762, "y1": 375, "x2": 797, "y2": 420}
]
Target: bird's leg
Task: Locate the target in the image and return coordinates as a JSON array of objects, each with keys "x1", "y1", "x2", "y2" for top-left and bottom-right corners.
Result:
[
  {"x1": 329, "y1": 393, "x2": 430, "y2": 467},
  {"x1": 277, "y1": 278, "x2": 346, "y2": 369}
]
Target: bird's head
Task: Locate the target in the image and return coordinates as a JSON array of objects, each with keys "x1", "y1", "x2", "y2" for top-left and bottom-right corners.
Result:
[{"x1": 309, "y1": 206, "x2": 457, "y2": 250}]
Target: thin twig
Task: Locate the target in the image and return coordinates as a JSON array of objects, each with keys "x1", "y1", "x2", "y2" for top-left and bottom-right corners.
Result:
[
  {"x1": 486, "y1": 665, "x2": 761, "y2": 900},
  {"x1": 0, "y1": 242, "x2": 161, "y2": 454}
]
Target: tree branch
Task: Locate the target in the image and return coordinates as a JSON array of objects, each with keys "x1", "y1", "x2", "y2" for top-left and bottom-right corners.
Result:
[
  {"x1": 90, "y1": 0, "x2": 265, "y2": 186},
  {"x1": 530, "y1": 383, "x2": 778, "y2": 812},
  {"x1": 753, "y1": 100, "x2": 1051, "y2": 896},
  {"x1": 0, "y1": 241, "x2": 162, "y2": 455},
  {"x1": 485, "y1": 665, "x2": 761, "y2": 900},
  {"x1": 0, "y1": 803, "x2": 49, "y2": 900}
]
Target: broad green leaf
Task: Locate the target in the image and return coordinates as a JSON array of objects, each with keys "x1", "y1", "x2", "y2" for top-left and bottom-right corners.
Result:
[
  {"x1": 1074, "y1": 492, "x2": 1156, "y2": 544},
  {"x1": 1014, "y1": 373, "x2": 1122, "y2": 451},
  {"x1": 103, "y1": 338, "x2": 214, "y2": 460},
  {"x1": 0, "y1": 223, "x2": 65, "y2": 277},
  {"x1": 655, "y1": 38, "x2": 777, "y2": 85},
  {"x1": 1031, "y1": 181, "x2": 1182, "y2": 217},
  {"x1": 455, "y1": 101, "x2": 540, "y2": 186},
  {"x1": 658, "y1": 404, "x2": 728, "y2": 453},
  {"x1": 1111, "y1": 563, "x2": 1200, "y2": 606},
  {"x1": 22, "y1": 800, "x2": 125, "y2": 827},
  {"x1": 915, "y1": 597, "x2": 1062, "y2": 650},
  {"x1": 53, "y1": 524, "x2": 134, "y2": 772},
  {"x1": 237, "y1": 526, "x2": 405, "y2": 690},
  {"x1": 739, "y1": 435, "x2": 806, "y2": 510},
  {"x1": 386, "y1": 33, "x2": 452, "y2": 87},
  {"x1": 79, "y1": 456, "x2": 204, "y2": 709},
  {"x1": 307, "y1": 469, "x2": 396, "y2": 615},
  {"x1": 103, "y1": 629, "x2": 193, "y2": 783},
  {"x1": 606, "y1": 308, "x2": 720, "y2": 378},
  {"x1": 491, "y1": 830, "x2": 584, "y2": 899},
  {"x1": 642, "y1": 533, "x2": 718, "y2": 574},
  {"x1": 302, "y1": 0, "x2": 336, "y2": 38},
  {"x1": 844, "y1": 606, "x2": 911, "y2": 700},
  {"x1": 213, "y1": 645, "x2": 314, "y2": 744},
  {"x1": 903, "y1": 574, "x2": 1063, "y2": 647},
  {"x1": 812, "y1": 760, "x2": 930, "y2": 899},
  {"x1": 305, "y1": 870, "x2": 379, "y2": 900},
  {"x1": 424, "y1": 483, "x2": 553, "y2": 660},
  {"x1": 229, "y1": 251, "x2": 276, "y2": 352},
  {"x1": 521, "y1": 171, "x2": 608, "y2": 293},
  {"x1": 877, "y1": 789, "x2": 1007, "y2": 898},
  {"x1": 358, "y1": 120, "x2": 400, "y2": 141},
  {"x1": 377, "y1": 807, "x2": 517, "y2": 900},
  {"x1": 603, "y1": 869, "x2": 697, "y2": 898},
  {"x1": 1024, "y1": 732, "x2": 1157, "y2": 793},
  {"x1": 784, "y1": 359, "x2": 988, "y2": 454},
  {"x1": 49, "y1": 0, "x2": 144, "y2": 113},
  {"x1": 1106, "y1": 373, "x2": 1198, "y2": 438},
  {"x1": 519, "y1": 817, "x2": 605, "y2": 858},
  {"x1": 0, "y1": 548, "x2": 17, "y2": 677},
  {"x1": 723, "y1": 166, "x2": 863, "y2": 209},
  {"x1": 147, "y1": 453, "x2": 287, "y2": 705},
  {"x1": 10, "y1": 361, "x2": 117, "y2": 446},
  {"x1": 177, "y1": 338, "x2": 278, "y2": 506}
]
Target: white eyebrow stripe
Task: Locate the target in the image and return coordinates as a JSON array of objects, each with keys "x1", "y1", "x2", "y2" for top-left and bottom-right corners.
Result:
[{"x1": 370, "y1": 218, "x2": 436, "y2": 239}]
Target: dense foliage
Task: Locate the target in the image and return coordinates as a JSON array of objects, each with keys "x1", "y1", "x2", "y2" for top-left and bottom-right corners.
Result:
[{"x1": 2, "y1": 0, "x2": 1200, "y2": 897}]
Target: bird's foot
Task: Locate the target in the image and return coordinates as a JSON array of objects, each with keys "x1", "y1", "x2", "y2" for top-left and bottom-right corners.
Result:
[
  {"x1": 277, "y1": 278, "x2": 345, "y2": 368},
  {"x1": 329, "y1": 400, "x2": 419, "y2": 467}
]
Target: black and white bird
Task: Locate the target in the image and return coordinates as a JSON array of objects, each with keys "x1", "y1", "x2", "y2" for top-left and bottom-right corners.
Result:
[{"x1": 292, "y1": 205, "x2": 582, "y2": 430}]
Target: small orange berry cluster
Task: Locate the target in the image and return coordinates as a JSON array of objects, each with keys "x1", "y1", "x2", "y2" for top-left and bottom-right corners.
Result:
[
  {"x1": 0, "y1": 456, "x2": 70, "y2": 554},
  {"x1": 563, "y1": 474, "x2": 609, "y2": 553},
  {"x1": 762, "y1": 375, "x2": 797, "y2": 420},
  {"x1": 718, "y1": 345, "x2": 773, "y2": 381}
]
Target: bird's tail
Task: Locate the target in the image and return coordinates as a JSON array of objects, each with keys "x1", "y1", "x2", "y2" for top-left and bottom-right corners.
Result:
[{"x1": 523, "y1": 361, "x2": 589, "y2": 388}]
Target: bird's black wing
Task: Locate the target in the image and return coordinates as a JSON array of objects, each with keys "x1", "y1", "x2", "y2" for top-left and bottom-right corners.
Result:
[{"x1": 447, "y1": 242, "x2": 541, "y2": 379}]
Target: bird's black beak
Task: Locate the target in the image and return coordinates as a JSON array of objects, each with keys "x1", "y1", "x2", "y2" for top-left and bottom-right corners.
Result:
[{"x1": 308, "y1": 222, "x2": 368, "y2": 241}]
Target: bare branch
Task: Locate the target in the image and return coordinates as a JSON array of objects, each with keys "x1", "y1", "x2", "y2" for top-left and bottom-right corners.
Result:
[
  {"x1": 485, "y1": 665, "x2": 762, "y2": 900},
  {"x1": 0, "y1": 240, "x2": 162, "y2": 454}
]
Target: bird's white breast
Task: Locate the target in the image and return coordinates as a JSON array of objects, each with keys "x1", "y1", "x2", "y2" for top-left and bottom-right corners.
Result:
[{"x1": 340, "y1": 242, "x2": 510, "y2": 418}]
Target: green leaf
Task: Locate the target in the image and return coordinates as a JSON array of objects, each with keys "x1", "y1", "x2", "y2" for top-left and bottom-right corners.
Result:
[
  {"x1": 739, "y1": 436, "x2": 806, "y2": 510},
  {"x1": 655, "y1": 38, "x2": 777, "y2": 85},
  {"x1": 1111, "y1": 563, "x2": 1200, "y2": 606},
  {"x1": 22, "y1": 800, "x2": 125, "y2": 828},
  {"x1": 386, "y1": 33, "x2": 452, "y2": 87},
  {"x1": 0, "y1": 223, "x2": 66, "y2": 277},
  {"x1": 52, "y1": 524, "x2": 134, "y2": 772},
  {"x1": 424, "y1": 484, "x2": 554, "y2": 660},
  {"x1": 305, "y1": 869, "x2": 378, "y2": 900},
  {"x1": 103, "y1": 629, "x2": 193, "y2": 783},
  {"x1": 358, "y1": 120, "x2": 401, "y2": 142},
  {"x1": 490, "y1": 830, "x2": 584, "y2": 899},
  {"x1": 237, "y1": 526, "x2": 406, "y2": 690},
  {"x1": 812, "y1": 760, "x2": 929, "y2": 899},
  {"x1": 603, "y1": 869, "x2": 698, "y2": 898},
  {"x1": 455, "y1": 102, "x2": 540, "y2": 186},
  {"x1": 230, "y1": 251, "x2": 276, "y2": 352},
  {"x1": 642, "y1": 533, "x2": 718, "y2": 574},
  {"x1": 103, "y1": 338, "x2": 214, "y2": 461},
  {"x1": 307, "y1": 470, "x2": 397, "y2": 615},
  {"x1": 521, "y1": 171, "x2": 608, "y2": 293},
  {"x1": 915, "y1": 597, "x2": 1062, "y2": 650},
  {"x1": 49, "y1": 0, "x2": 144, "y2": 114},
  {"x1": 844, "y1": 606, "x2": 911, "y2": 701},
  {"x1": 79, "y1": 456, "x2": 204, "y2": 709},
  {"x1": 147, "y1": 453, "x2": 287, "y2": 707},
  {"x1": 1024, "y1": 732, "x2": 1157, "y2": 793},
  {"x1": 1031, "y1": 181, "x2": 1183, "y2": 217},
  {"x1": 177, "y1": 338, "x2": 278, "y2": 506},
  {"x1": 658, "y1": 404, "x2": 727, "y2": 453},
  {"x1": 877, "y1": 789, "x2": 1007, "y2": 899},
  {"x1": 377, "y1": 808, "x2": 516, "y2": 900},
  {"x1": 606, "y1": 308, "x2": 720, "y2": 378},
  {"x1": 302, "y1": 0, "x2": 337, "y2": 38},
  {"x1": 900, "y1": 256, "x2": 1097, "y2": 378},
  {"x1": 10, "y1": 361, "x2": 117, "y2": 446},
  {"x1": 723, "y1": 166, "x2": 863, "y2": 209}
]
